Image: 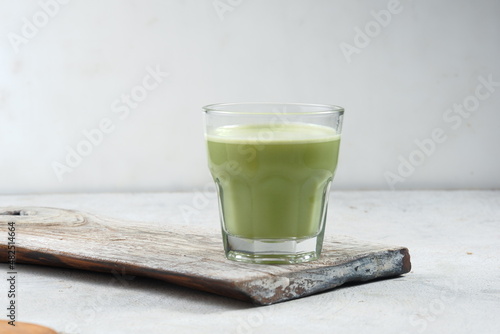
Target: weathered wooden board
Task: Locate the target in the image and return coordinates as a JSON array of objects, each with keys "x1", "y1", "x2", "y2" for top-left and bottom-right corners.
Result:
[{"x1": 0, "y1": 207, "x2": 411, "y2": 305}]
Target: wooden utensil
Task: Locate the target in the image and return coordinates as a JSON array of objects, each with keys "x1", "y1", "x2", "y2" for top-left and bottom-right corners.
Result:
[
  {"x1": 0, "y1": 320, "x2": 57, "y2": 334},
  {"x1": 0, "y1": 207, "x2": 411, "y2": 305}
]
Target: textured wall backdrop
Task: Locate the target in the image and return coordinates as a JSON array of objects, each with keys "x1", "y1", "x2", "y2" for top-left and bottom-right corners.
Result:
[{"x1": 0, "y1": 0, "x2": 499, "y2": 194}]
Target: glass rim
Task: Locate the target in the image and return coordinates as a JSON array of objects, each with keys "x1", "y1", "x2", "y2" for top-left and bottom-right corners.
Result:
[{"x1": 203, "y1": 102, "x2": 344, "y2": 115}]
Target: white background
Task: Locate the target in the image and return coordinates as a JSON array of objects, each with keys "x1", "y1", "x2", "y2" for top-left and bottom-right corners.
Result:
[{"x1": 0, "y1": 0, "x2": 499, "y2": 194}]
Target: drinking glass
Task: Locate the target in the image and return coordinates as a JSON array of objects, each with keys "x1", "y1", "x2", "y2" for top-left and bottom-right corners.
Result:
[{"x1": 204, "y1": 103, "x2": 344, "y2": 264}]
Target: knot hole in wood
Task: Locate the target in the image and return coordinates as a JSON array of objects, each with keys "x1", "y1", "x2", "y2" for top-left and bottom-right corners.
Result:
[{"x1": 0, "y1": 209, "x2": 30, "y2": 216}]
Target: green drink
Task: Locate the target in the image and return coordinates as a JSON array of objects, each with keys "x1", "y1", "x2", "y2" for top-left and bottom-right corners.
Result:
[
  {"x1": 204, "y1": 103, "x2": 344, "y2": 264},
  {"x1": 207, "y1": 124, "x2": 340, "y2": 239}
]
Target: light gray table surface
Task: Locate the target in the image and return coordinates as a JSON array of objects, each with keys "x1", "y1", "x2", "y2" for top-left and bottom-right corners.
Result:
[{"x1": 0, "y1": 191, "x2": 498, "y2": 334}]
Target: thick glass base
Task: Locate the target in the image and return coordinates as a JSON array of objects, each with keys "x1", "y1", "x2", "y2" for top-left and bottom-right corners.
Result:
[{"x1": 223, "y1": 233, "x2": 324, "y2": 264}]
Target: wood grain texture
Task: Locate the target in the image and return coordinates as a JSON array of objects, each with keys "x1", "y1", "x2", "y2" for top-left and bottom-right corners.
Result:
[{"x1": 0, "y1": 207, "x2": 411, "y2": 305}]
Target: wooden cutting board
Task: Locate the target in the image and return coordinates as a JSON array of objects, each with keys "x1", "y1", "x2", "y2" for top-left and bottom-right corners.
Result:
[{"x1": 0, "y1": 207, "x2": 411, "y2": 305}]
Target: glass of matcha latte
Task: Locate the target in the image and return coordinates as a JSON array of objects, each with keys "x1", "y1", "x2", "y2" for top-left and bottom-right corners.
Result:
[{"x1": 204, "y1": 103, "x2": 343, "y2": 264}]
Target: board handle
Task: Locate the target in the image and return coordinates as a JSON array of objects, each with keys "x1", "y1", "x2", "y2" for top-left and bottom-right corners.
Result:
[{"x1": 0, "y1": 206, "x2": 90, "y2": 228}]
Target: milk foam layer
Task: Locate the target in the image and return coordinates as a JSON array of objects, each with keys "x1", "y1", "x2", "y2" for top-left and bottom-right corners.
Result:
[{"x1": 207, "y1": 123, "x2": 340, "y2": 144}]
